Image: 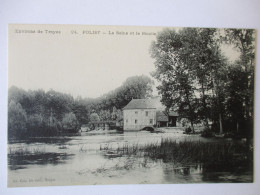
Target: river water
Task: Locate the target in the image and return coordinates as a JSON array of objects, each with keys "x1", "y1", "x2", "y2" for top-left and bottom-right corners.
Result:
[{"x1": 8, "y1": 128, "x2": 253, "y2": 187}]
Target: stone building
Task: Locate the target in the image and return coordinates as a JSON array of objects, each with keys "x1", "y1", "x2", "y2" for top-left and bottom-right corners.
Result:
[{"x1": 123, "y1": 97, "x2": 178, "y2": 131}]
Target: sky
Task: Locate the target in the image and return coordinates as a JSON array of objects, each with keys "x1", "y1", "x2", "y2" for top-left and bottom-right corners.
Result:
[
  {"x1": 8, "y1": 24, "x2": 239, "y2": 98},
  {"x1": 9, "y1": 24, "x2": 164, "y2": 98}
]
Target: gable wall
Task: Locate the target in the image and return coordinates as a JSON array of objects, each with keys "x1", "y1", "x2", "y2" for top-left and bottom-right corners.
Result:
[{"x1": 123, "y1": 109, "x2": 156, "y2": 130}]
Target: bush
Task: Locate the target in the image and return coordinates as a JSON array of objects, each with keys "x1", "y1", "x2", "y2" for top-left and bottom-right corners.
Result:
[
  {"x1": 201, "y1": 126, "x2": 214, "y2": 138},
  {"x1": 62, "y1": 112, "x2": 79, "y2": 133},
  {"x1": 183, "y1": 127, "x2": 192, "y2": 134}
]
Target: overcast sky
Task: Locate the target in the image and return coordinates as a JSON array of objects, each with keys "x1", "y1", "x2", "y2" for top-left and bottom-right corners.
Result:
[
  {"x1": 8, "y1": 24, "x2": 239, "y2": 98},
  {"x1": 9, "y1": 24, "x2": 165, "y2": 98}
]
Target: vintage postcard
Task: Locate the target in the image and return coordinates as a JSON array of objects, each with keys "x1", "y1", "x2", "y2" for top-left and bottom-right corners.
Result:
[{"x1": 8, "y1": 24, "x2": 255, "y2": 187}]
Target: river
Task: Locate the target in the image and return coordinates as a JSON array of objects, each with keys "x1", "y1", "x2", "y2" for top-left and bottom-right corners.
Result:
[{"x1": 8, "y1": 128, "x2": 253, "y2": 187}]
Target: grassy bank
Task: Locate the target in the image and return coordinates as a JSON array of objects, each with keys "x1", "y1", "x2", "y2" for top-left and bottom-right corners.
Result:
[{"x1": 101, "y1": 139, "x2": 253, "y2": 170}]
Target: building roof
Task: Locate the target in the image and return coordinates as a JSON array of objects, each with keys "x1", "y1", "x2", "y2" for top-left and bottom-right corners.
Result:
[
  {"x1": 156, "y1": 111, "x2": 168, "y2": 122},
  {"x1": 123, "y1": 97, "x2": 165, "y2": 110},
  {"x1": 169, "y1": 111, "x2": 178, "y2": 117}
]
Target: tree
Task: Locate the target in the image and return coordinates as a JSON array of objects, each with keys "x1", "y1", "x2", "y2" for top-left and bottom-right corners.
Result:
[
  {"x1": 177, "y1": 28, "x2": 227, "y2": 132},
  {"x1": 99, "y1": 110, "x2": 111, "y2": 121},
  {"x1": 89, "y1": 112, "x2": 100, "y2": 130},
  {"x1": 72, "y1": 98, "x2": 89, "y2": 125},
  {"x1": 8, "y1": 100, "x2": 27, "y2": 140},
  {"x1": 96, "y1": 75, "x2": 153, "y2": 110},
  {"x1": 62, "y1": 112, "x2": 79, "y2": 132},
  {"x1": 224, "y1": 29, "x2": 255, "y2": 136},
  {"x1": 27, "y1": 113, "x2": 45, "y2": 136},
  {"x1": 225, "y1": 64, "x2": 247, "y2": 133},
  {"x1": 150, "y1": 28, "x2": 233, "y2": 134},
  {"x1": 121, "y1": 75, "x2": 154, "y2": 100},
  {"x1": 150, "y1": 29, "x2": 199, "y2": 132},
  {"x1": 85, "y1": 75, "x2": 154, "y2": 118},
  {"x1": 89, "y1": 112, "x2": 100, "y2": 123}
]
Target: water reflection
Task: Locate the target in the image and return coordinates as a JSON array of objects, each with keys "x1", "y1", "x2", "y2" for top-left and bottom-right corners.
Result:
[
  {"x1": 8, "y1": 129, "x2": 253, "y2": 185},
  {"x1": 161, "y1": 162, "x2": 253, "y2": 183},
  {"x1": 9, "y1": 137, "x2": 73, "y2": 144},
  {"x1": 8, "y1": 152, "x2": 74, "y2": 170},
  {"x1": 162, "y1": 164, "x2": 202, "y2": 183}
]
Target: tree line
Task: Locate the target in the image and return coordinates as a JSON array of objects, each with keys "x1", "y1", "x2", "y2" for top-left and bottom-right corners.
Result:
[
  {"x1": 8, "y1": 75, "x2": 154, "y2": 140},
  {"x1": 150, "y1": 27, "x2": 255, "y2": 138}
]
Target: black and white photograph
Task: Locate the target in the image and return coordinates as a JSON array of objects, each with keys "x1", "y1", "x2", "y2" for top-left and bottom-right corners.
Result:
[{"x1": 7, "y1": 24, "x2": 256, "y2": 187}]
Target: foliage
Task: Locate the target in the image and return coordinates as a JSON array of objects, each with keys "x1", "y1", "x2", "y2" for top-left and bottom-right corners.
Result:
[
  {"x1": 85, "y1": 75, "x2": 153, "y2": 125},
  {"x1": 150, "y1": 27, "x2": 256, "y2": 137},
  {"x1": 224, "y1": 29, "x2": 255, "y2": 137},
  {"x1": 150, "y1": 29, "x2": 200, "y2": 132},
  {"x1": 8, "y1": 100, "x2": 27, "y2": 139},
  {"x1": 89, "y1": 112, "x2": 100, "y2": 123},
  {"x1": 8, "y1": 87, "x2": 77, "y2": 139},
  {"x1": 26, "y1": 113, "x2": 60, "y2": 137},
  {"x1": 87, "y1": 75, "x2": 154, "y2": 111},
  {"x1": 99, "y1": 107, "x2": 123, "y2": 122},
  {"x1": 8, "y1": 74, "x2": 153, "y2": 140},
  {"x1": 62, "y1": 112, "x2": 79, "y2": 132}
]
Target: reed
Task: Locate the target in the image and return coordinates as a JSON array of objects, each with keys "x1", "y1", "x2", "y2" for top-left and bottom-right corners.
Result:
[
  {"x1": 8, "y1": 146, "x2": 46, "y2": 155},
  {"x1": 108, "y1": 139, "x2": 252, "y2": 169}
]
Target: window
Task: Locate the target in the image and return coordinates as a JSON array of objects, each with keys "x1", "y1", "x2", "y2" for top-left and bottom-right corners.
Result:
[
  {"x1": 150, "y1": 119, "x2": 153, "y2": 124},
  {"x1": 145, "y1": 111, "x2": 148, "y2": 116},
  {"x1": 135, "y1": 119, "x2": 138, "y2": 124},
  {"x1": 126, "y1": 119, "x2": 128, "y2": 123},
  {"x1": 135, "y1": 111, "x2": 138, "y2": 114}
]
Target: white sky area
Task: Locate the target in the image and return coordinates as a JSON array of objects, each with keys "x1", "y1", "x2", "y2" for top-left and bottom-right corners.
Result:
[
  {"x1": 9, "y1": 24, "x2": 162, "y2": 98},
  {"x1": 9, "y1": 24, "x2": 239, "y2": 98}
]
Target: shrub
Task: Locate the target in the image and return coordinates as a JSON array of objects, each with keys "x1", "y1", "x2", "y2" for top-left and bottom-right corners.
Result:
[
  {"x1": 184, "y1": 127, "x2": 192, "y2": 134},
  {"x1": 62, "y1": 112, "x2": 79, "y2": 132},
  {"x1": 201, "y1": 126, "x2": 214, "y2": 138}
]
